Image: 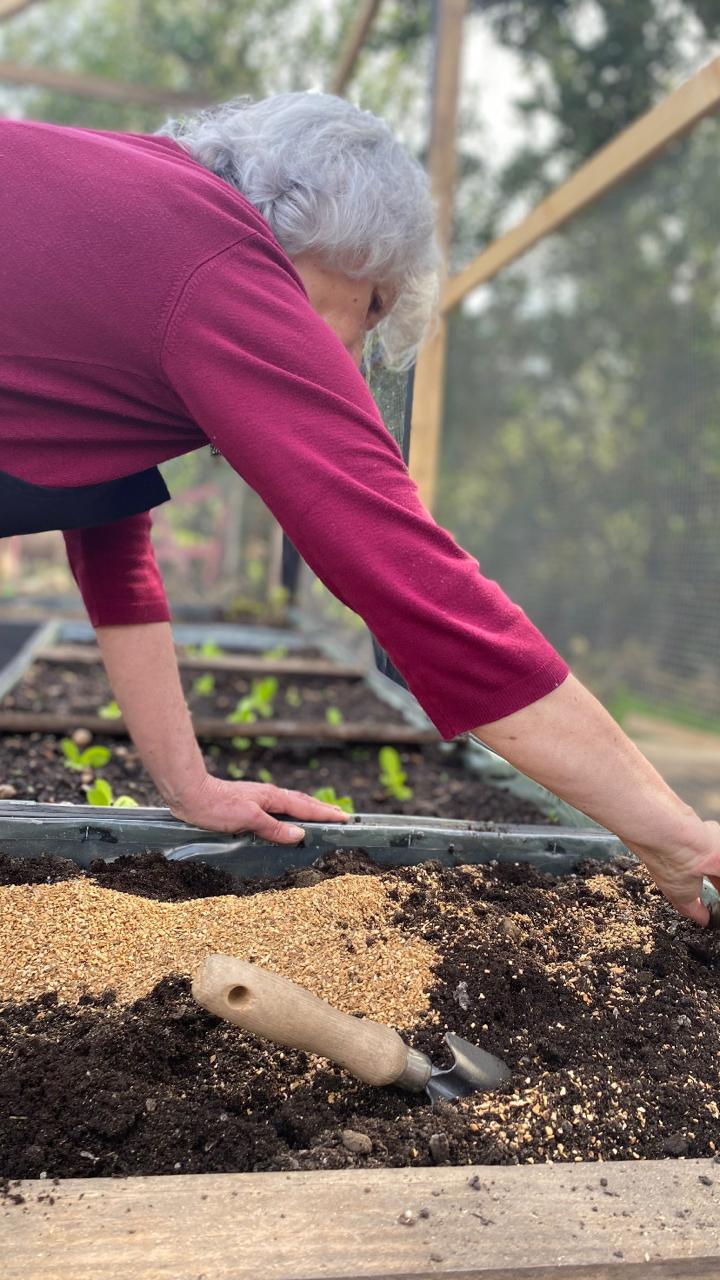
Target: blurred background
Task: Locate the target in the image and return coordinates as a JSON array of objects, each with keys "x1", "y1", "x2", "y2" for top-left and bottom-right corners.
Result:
[{"x1": 3, "y1": 0, "x2": 720, "y2": 810}]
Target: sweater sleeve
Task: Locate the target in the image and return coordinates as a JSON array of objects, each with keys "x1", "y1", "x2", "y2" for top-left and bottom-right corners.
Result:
[
  {"x1": 63, "y1": 511, "x2": 171, "y2": 628},
  {"x1": 161, "y1": 234, "x2": 569, "y2": 739}
]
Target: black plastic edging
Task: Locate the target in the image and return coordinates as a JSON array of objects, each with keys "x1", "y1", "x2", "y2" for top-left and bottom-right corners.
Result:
[{"x1": 0, "y1": 798, "x2": 625, "y2": 877}]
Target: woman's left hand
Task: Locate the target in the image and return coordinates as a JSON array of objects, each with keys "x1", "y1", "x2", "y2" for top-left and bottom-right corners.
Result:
[{"x1": 168, "y1": 771, "x2": 351, "y2": 842}]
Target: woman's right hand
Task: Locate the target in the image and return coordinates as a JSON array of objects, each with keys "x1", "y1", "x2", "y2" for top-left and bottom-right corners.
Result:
[{"x1": 625, "y1": 819, "x2": 720, "y2": 927}]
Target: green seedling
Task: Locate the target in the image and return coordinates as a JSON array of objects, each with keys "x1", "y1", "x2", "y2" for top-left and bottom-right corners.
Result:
[
  {"x1": 308, "y1": 757, "x2": 319, "y2": 770},
  {"x1": 227, "y1": 677, "x2": 278, "y2": 726},
  {"x1": 379, "y1": 745, "x2": 413, "y2": 802},
  {"x1": 325, "y1": 706, "x2": 344, "y2": 726},
  {"x1": 250, "y1": 676, "x2": 278, "y2": 717},
  {"x1": 228, "y1": 763, "x2": 245, "y2": 780},
  {"x1": 193, "y1": 673, "x2": 216, "y2": 696},
  {"x1": 312, "y1": 786, "x2": 354, "y2": 814},
  {"x1": 85, "y1": 778, "x2": 138, "y2": 808},
  {"x1": 257, "y1": 767, "x2": 273, "y2": 784},
  {"x1": 60, "y1": 739, "x2": 111, "y2": 772},
  {"x1": 262, "y1": 645, "x2": 289, "y2": 660},
  {"x1": 285, "y1": 685, "x2": 302, "y2": 708},
  {"x1": 231, "y1": 735, "x2": 252, "y2": 751},
  {"x1": 186, "y1": 640, "x2": 223, "y2": 659},
  {"x1": 257, "y1": 736, "x2": 278, "y2": 748},
  {"x1": 227, "y1": 698, "x2": 257, "y2": 726},
  {"x1": 98, "y1": 700, "x2": 122, "y2": 720}
]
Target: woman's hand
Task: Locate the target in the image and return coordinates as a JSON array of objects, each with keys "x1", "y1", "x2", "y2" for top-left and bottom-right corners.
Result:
[
  {"x1": 168, "y1": 772, "x2": 351, "y2": 842},
  {"x1": 626, "y1": 821, "x2": 720, "y2": 927}
]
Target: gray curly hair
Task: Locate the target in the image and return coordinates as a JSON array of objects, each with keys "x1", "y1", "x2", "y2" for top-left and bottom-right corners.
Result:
[{"x1": 158, "y1": 92, "x2": 439, "y2": 369}]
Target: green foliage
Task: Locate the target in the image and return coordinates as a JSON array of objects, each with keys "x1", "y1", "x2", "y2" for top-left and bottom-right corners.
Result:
[
  {"x1": 285, "y1": 686, "x2": 302, "y2": 708},
  {"x1": 378, "y1": 746, "x2": 412, "y2": 802},
  {"x1": 325, "y1": 706, "x2": 344, "y2": 726},
  {"x1": 312, "y1": 785, "x2": 355, "y2": 814},
  {"x1": 231, "y1": 735, "x2": 252, "y2": 750},
  {"x1": 256, "y1": 767, "x2": 273, "y2": 784},
  {"x1": 227, "y1": 762, "x2": 245, "y2": 779},
  {"x1": 192, "y1": 673, "x2": 216, "y2": 696},
  {"x1": 85, "y1": 778, "x2": 138, "y2": 807},
  {"x1": 60, "y1": 739, "x2": 111, "y2": 772},
  {"x1": 97, "y1": 700, "x2": 122, "y2": 720}
]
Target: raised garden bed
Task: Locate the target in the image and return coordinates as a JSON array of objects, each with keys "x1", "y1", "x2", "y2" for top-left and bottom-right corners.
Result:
[
  {"x1": 3, "y1": 623, "x2": 717, "y2": 1278},
  {"x1": 1, "y1": 848, "x2": 719, "y2": 1183}
]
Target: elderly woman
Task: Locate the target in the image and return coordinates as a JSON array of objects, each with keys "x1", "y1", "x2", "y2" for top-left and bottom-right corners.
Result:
[{"x1": 1, "y1": 92, "x2": 718, "y2": 923}]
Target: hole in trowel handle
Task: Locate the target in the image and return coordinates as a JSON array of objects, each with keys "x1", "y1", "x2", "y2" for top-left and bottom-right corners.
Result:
[{"x1": 227, "y1": 985, "x2": 250, "y2": 1008}]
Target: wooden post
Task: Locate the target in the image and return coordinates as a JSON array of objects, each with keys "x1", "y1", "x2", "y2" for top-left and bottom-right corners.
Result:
[
  {"x1": 330, "y1": 0, "x2": 383, "y2": 97},
  {"x1": 408, "y1": 0, "x2": 467, "y2": 511}
]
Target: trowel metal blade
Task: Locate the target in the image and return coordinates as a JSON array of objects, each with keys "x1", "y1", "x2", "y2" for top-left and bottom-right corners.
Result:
[{"x1": 425, "y1": 1031, "x2": 511, "y2": 1104}]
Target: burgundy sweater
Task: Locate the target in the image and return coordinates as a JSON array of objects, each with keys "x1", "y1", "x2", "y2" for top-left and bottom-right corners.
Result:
[{"x1": 0, "y1": 119, "x2": 568, "y2": 739}]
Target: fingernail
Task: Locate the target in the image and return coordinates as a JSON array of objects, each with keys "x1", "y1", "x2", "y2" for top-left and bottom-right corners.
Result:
[{"x1": 288, "y1": 826, "x2": 305, "y2": 841}]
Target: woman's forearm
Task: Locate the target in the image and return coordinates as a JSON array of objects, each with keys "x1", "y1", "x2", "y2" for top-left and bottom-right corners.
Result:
[
  {"x1": 95, "y1": 622, "x2": 206, "y2": 808},
  {"x1": 474, "y1": 673, "x2": 720, "y2": 923},
  {"x1": 94, "y1": 622, "x2": 350, "y2": 839},
  {"x1": 474, "y1": 674, "x2": 693, "y2": 845}
]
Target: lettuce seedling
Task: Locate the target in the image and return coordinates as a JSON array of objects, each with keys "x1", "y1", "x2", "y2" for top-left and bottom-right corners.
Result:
[
  {"x1": 186, "y1": 640, "x2": 223, "y2": 659},
  {"x1": 227, "y1": 697, "x2": 257, "y2": 726},
  {"x1": 231, "y1": 735, "x2": 252, "y2": 750},
  {"x1": 285, "y1": 685, "x2": 302, "y2": 708},
  {"x1": 193, "y1": 673, "x2": 216, "y2": 696},
  {"x1": 228, "y1": 763, "x2": 245, "y2": 780},
  {"x1": 250, "y1": 676, "x2": 278, "y2": 717},
  {"x1": 378, "y1": 746, "x2": 413, "y2": 802},
  {"x1": 60, "y1": 739, "x2": 111, "y2": 772},
  {"x1": 85, "y1": 778, "x2": 138, "y2": 807},
  {"x1": 312, "y1": 786, "x2": 354, "y2": 814},
  {"x1": 262, "y1": 645, "x2": 289, "y2": 660},
  {"x1": 98, "y1": 700, "x2": 122, "y2": 720},
  {"x1": 257, "y1": 767, "x2": 273, "y2": 784},
  {"x1": 325, "y1": 706, "x2": 344, "y2": 726}
]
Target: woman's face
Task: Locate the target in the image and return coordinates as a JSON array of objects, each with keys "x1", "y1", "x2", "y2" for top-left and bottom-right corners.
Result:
[{"x1": 292, "y1": 253, "x2": 393, "y2": 367}]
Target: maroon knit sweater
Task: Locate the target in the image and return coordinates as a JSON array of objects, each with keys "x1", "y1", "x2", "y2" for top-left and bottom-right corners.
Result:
[{"x1": 0, "y1": 118, "x2": 568, "y2": 738}]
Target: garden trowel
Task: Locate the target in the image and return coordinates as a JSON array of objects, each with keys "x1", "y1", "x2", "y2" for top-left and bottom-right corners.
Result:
[{"x1": 192, "y1": 954, "x2": 510, "y2": 1102}]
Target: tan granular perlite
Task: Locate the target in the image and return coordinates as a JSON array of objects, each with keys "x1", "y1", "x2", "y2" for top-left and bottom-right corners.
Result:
[{"x1": 0, "y1": 875, "x2": 436, "y2": 1026}]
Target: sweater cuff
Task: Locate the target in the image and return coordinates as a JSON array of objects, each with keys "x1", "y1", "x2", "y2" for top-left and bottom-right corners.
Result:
[{"x1": 432, "y1": 655, "x2": 571, "y2": 741}]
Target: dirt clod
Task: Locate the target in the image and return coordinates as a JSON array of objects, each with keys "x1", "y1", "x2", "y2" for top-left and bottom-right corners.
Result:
[{"x1": 341, "y1": 1129, "x2": 372, "y2": 1155}]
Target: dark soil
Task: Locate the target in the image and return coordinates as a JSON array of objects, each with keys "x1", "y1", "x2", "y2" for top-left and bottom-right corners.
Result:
[
  {"x1": 1, "y1": 851, "x2": 719, "y2": 1179},
  {"x1": 3, "y1": 659, "x2": 404, "y2": 725},
  {"x1": 0, "y1": 732, "x2": 550, "y2": 824}
]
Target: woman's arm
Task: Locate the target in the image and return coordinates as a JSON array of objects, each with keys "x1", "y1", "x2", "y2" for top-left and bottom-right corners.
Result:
[
  {"x1": 95, "y1": 622, "x2": 351, "y2": 839},
  {"x1": 475, "y1": 674, "x2": 720, "y2": 925}
]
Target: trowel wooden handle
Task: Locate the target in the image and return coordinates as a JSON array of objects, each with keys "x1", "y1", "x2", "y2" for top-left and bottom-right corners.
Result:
[{"x1": 192, "y1": 954, "x2": 415, "y2": 1088}]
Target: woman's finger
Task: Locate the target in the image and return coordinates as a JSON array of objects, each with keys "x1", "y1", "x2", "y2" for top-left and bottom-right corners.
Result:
[
  {"x1": 263, "y1": 786, "x2": 351, "y2": 822},
  {"x1": 240, "y1": 802, "x2": 306, "y2": 844}
]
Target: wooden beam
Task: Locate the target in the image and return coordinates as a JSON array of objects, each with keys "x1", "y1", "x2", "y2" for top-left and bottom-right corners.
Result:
[
  {"x1": 330, "y1": 0, "x2": 383, "y2": 97},
  {"x1": 409, "y1": 0, "x2": 468, "y2": 510},
  {"x1": 4, "y1": 1159, "x2": 718, "y2": 1280},
  {"x1": 0, "y1": 0, "x2": 45, "y2": 19},
  {"x1": 443, "y1": 54, "x2": 720, "y2": 313},
  {"x1": 38, "y1": 643, "x2": 365, "y2": 680},
  {"x1": 0, "y1": 709, "x2": 438, "y2": 743},
  {"x1": 0, "y1": 60, "x2": 210, "y2": 107}
]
